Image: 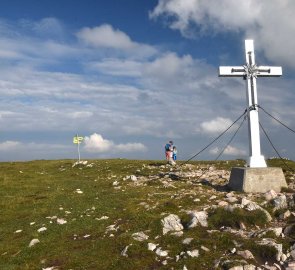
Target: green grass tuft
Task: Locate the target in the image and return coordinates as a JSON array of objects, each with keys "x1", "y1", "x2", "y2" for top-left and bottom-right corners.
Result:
[{"x1": 208, "y1": 207, "x2": 268, "y2": 229}]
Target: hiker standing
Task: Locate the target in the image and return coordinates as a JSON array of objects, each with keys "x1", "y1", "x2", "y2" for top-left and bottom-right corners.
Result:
[
  {"x1": 172, "y1": 146, "x2": 177, "y2": 161},
  {"x1": 164, "y1": 141, "x2": 175, "y2": 165}
]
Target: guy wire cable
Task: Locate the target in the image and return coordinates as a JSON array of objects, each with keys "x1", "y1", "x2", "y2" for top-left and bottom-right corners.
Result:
[
  {"x1": 259, "y1": 121, "x2": 295, "y2": 173},
  {"x1": 180, "y1": 109, "x2": 247, "y2": 167}
]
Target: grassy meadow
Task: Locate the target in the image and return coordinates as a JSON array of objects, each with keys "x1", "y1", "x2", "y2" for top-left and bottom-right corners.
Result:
[{"x1": 1, "y1": 159, "x2": 295, "y2": 270}]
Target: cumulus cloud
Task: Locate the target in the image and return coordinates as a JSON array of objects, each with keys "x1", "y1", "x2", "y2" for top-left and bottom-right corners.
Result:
[
  {"x1": 200, "y1": 117, "x2": 233, "y2": 134},
  {"x1": 77, "y1": 24, "x2": 136, "y2": 49},
  {"x1": 150, "y1": 0, "x2": 295, "y2": 69},
  {"x1": 83, "y1": 133, "x2": 147, "y2": 153},
  {"x1": 76, "y1": 24, "x2": 157, "y2": 58}
]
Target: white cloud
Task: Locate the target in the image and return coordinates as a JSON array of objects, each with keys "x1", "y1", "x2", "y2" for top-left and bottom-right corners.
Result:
[
  {"x1": 83, "y1": 133, "x2": 147, "y2": 153},
  {"x1": 88, "y1": 58, "x2": 143, "y2": 77},
  {"x1": 77, "y1": 24, "x2": 136, "y2": 49},
  {"x1": 31, "y1": 17, "x2": 65, "y2": 37},
  {"x1": 144, "y1": 52, "x2": 193, "y2": 79},
  {"x1": 116, "y1": 143, "x2": 147, "y2": 152},
  {"x1": 210, "y1": 145, "x2": 246, "y2": 156},
  {"x1": 200, "y1": 117, "x2": 233, "y2": 134},
  {"x1": 0, "y1": 141, "x2": 21, "y2": 151},
  {"x1": 68, "y1": 111, "x2": 93, "y2": 119},
  {"x1": 76, "y1": 24, "x2": 157, "y2": 58},
  {"x1": 150, "y1": 0, "x2": 295, "y2": 69},
  {"x1": 84, "y1": 133, "x2": 114, "y2": 153},
  {"x1": 0, "y1": 140, "x2": 71, "y2": 161}
]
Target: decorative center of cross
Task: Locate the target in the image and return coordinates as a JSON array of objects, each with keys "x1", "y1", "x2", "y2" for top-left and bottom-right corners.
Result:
[{"x1": 243, "y1": 63, "x2": 259, "y2": 79}]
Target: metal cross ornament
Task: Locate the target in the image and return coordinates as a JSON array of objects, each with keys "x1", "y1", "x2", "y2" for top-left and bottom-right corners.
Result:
[{"x1": 219, "y1": 40, "x2": 282, "y2": 167}]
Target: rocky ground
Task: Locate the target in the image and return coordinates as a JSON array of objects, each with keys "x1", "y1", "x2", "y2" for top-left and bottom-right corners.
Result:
[
  {"x1": 2, "y1": 159, "x2": 295, "y2": 270},
  {"x1": 117, "y1": 162, "x2": 295, "y2": 270}
]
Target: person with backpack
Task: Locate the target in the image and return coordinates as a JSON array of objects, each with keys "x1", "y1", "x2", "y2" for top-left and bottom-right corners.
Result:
[{"x1": 164, "y1": 141, "x2": 174, "y2": 164}]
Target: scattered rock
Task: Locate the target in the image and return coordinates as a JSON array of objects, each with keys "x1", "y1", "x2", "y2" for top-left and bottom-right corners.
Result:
[
  {"x1": 218, "y1": 201, "x2": 229, "y2": 207},
  {"x1": 121, "y1": 244, "x2": 132, "y2": 257},
  {"x1": 170, "y1": 231, "x2": 183, "y2": 237},
  {"x1": 227, "y1": 197, "x2": 239, "y2": 203},
  {"x1": 161, "y1": 214, "x2": 183, "y2": 235},
  {"x1": 264, "y1": 190, "x2": 278, "y2": 201},
  {"x1": 201, "y1": 245, "x2": 210, "y2": 252},
  {"x1": 273, "y1": 195, "x2": 288, "y2": 210},
  {"x1": 237, "y1": 250, "x2": 255, "y2": 260},
  {"x1": 132, "y1": 232, "x2": 149, "y2": 242},
  {"x1": 241, "y1": 198, "x2": 260, "y2": 211},
  {"x1": 187, "y1": 249, "x2": 199, "y2": 258},
  {"x1": 241, "y1": 198, "x2": 272, "y2": 222},
  {"x1": 29, "y1": 239, "x2": 40, "y2": 247},
  {"x1": 72, "y1": 160, "x2": 88, "y2": 167},
  {"x1": 187, "y1": 211, "x2": 208, "y2": 228},
  {"x1": 37, "y1": 227, "x2": 47, "y2": 233},
  {"x1": 75, "y1": 189, "x2": 83, "y2": 194},
  {"x1": 112, "y1": 181, "x2": 119, "y2": 186},
  {"x1": 148, "y1": 243, "x2": 157, "y2": 251},
  {"x1": 182, "y1": 238, "x2": 193, "y2": 245},
  {"x1": 280, "y1": 210, "x2": 291, "y2": 220},
  {"x1": 155, "y1": 247, "x2": 168, "y2": 257},
  {"x1": 95, "y1": 216, "x2": 109, "y2": 221},
  {"x1": 57, "y1": 218, "x2": 67, "y2": 225}
]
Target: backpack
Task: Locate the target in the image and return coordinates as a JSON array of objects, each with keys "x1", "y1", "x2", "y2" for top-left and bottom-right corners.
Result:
[{"x1": 165, "y1": 143, "x2": 170, "y2": 151}]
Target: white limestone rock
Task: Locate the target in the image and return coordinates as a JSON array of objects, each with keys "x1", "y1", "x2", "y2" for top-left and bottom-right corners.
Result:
[
  {"x1": 187, "y1": 249, "x2": 199, "y2": 258},
  {"x1": 155, "y1": 247, "x2": 168, "y2": 257},
  {"x1": 161, "y1": 214, "x2": 183, "y2": 235},
  {"x1": 226, "y1": 197, "x2": 239, "y2": 203},
  {"x1": 37, "y1": 227, "x2": 47, "y2": 233},
  {"x1": 121, "y1": 244, "x2": 132, "y2": 257},
  {"x1": 132, "y1": 232, "x2": 149, "y2": 242},
  {"x1": 241, "y1": 198, "x2": 260, "y2": 211},
  {"x1": 240, "y1": 198, "x2": 272, "y2": 222},
  {"x1": 237, "y1": 250, "x2": 255, "y2": 260},
  {"x1": 273, "y1": 195, "x2": 288, "y2": 210},
  {"x1": 57, "y1": 218, "x2": 67, "y2": 225},
  {"x1": 29, "y1": 238, "x2": 40, "y2": 247},
  {"x1": 264, "y1": 190, "x2": 278, "y2": 201},
  {"x1": 201, "y1": 245, "x2": 210, "y2": 252},
  {"x1": 280, "y1": 210, "x2": 291, "y2": 220},
  {"x1": 148, "y1": 243, "x2": 158, "y2": 251},
  {"x1": 188, "y1": 211, "x2": 208, "y2": 228},
  {"x1": 182, "y1": 238, "x2": 193, "y2": 245}
]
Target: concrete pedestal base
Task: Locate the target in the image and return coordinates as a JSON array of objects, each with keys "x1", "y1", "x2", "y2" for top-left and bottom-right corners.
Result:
[{"x1": 229, "y1": 167, "x2": 287, "y2": 193}]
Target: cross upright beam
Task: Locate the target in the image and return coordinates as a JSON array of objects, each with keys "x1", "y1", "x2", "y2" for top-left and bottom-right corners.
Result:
[{"x1": 219, "y1": 40, "x2": 282, "y2": 168}]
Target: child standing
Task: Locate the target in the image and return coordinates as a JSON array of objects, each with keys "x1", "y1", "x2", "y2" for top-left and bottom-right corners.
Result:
[{"x1": 172, "y1": 146, "x2": 177, "y2": 161}]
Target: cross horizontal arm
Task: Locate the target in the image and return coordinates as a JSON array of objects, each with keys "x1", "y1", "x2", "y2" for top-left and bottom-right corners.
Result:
[
  {"x1": 219, "y1": 66, "x2": 245, "y2": 77},
  {"x1": 219, "y1": 66, "x2": 282, "y2": 77},
  {"x1": 256, "y1": 66, "x2": 282, "y2": 77}
]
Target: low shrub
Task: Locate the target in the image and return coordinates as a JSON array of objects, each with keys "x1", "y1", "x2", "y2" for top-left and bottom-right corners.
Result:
[{"x1": 208, "y1": 207, "x2": 268, "y2": 229}]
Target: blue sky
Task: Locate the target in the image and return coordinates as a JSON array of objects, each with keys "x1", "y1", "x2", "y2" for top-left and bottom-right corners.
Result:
[{"x1": 0, "y1": 0, "x2": 295, "y2": 162}]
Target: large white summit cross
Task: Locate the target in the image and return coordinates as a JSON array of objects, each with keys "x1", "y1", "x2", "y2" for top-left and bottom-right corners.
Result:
[{"x1": 219, "y1": 40, "x2": 282, "y2": 168}]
